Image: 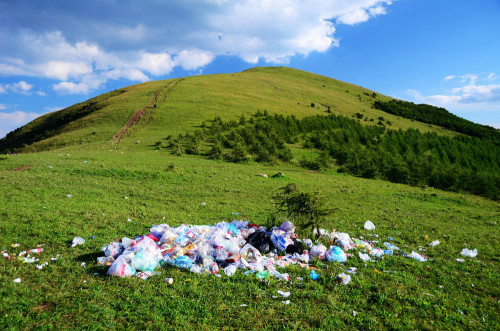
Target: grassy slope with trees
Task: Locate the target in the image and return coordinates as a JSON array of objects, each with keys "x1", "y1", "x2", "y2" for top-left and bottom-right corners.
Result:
[{"x1": 0, "y1": 67, "x2": 499, "y2": 329}]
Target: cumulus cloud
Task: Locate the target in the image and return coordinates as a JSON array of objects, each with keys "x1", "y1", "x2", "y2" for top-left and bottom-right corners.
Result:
[
  {"x1": 408, "y1": 73, "x2": 500, "y2": 118},
  {"x1": 175, "y1": 50, "x2": 215, "y2": 70},
  {"x1": 11, "y1": 81, "x2": 33, "y2": 94},
  {"x1": 0, "y1": 0, "x2": 393, "y2": 94},
  {"x1": 0, "y1": 81, "x2": 34, "y2": 94},
  {"x1": 53, "y1": 81, "x2": 92, "y2": 95}
]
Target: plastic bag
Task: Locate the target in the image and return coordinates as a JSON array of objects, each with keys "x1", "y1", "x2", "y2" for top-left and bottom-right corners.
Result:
[
  {"x1": 270, "y1": 232, "x2": 293, "y2": 252},
  {"x1": 428, "y1": 240, "x2": 440, "y2": 247},
  {"x1": 256, "y1": 270, "x2": 270, "y2": 280},
  {"x1": 107, "y1": 256, "x2": 136, "y2": 277},
  {"x1": 240, "y1": 244, "x2": 262, "y2": 264},
  {"x1": 105, "y1": 242, "x2": 124, "y2": 258},
  {"x1": 364, "y1": 221, "x2": 376, "y2": 230},
  {"x1": 247, "y1": 231, "x2": 273, "y2": 253},
  {"x1": 408, "y1": 251, "x2": 427, "y2": 262},
  {"x1": 173, "y1": 234, "x2": 189, "y2": 247},
  {"x1": 159, "y1": 229, "x2": 177, "y2": 244},
  {"x1": 326, "y1": 246, "x2": 347, "y2": 262},
  {"x1": 150, "y1": 224, "x2": 169, "y2": 240},
  {"x1": 332, "y1": 232, "x2": 353, "y2": 250},
  {"x1": 461, "y1": 248, "x2": 477, "y2": 258},
  {"x1": 227, "y1": 224, "x2": 241, "y2": 237},
  {"x1": 369, "y1": 248, "x2": 384, "y2": 258},
  {"x1": 224, "y1": 264, "x2": 237, "y2": 276},
  {"x1": 358, "y1": 252, "x2": 372, "y2": 262},
  {"x1": 71, "y1": 237, "x2": 85, "y2": 247},
  {"x1": 172, "y1": 256, "x2": 193, "y2": 269},
  {"x1": 310, "y1": 244, "x2": 327, "y2": 260},
  {"x1": 190, "y1": 264, "x2": 202, "y2": 274},
  {"x1": 271, "y1": 270, "x2": 290, "y2": 281},
  {"x1": 279, "y1": 220, "x2": 296, "y2": 234},
  {"x1": 336, "y1": 273, "x2": 351, "y2": 285},
  {"x1": 132, "y1": 250, "x2": 160, "y2": 272},
  {"x1": 122, "y1": 237, "x2": 136, "y2": 248},
  {"x1": 383, "y1": 242, "x2": 399, "y2": 251}
]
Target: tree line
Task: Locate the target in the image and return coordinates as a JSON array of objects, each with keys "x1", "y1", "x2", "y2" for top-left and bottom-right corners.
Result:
[
  {"x1": 373, "y1": 99, "x2": 500, "y2": 144},
  {"x1": 161, "y1": 112, "x2": 500, "y2": 200}
]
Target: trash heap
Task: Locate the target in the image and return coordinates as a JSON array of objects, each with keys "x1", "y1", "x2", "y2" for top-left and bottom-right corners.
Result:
[{"x1": 96, "y1": 219, "x2": 446, "y2": 283}]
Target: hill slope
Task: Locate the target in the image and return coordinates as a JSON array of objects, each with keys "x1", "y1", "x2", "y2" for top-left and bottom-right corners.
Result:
[{"x1": 0, "y1": 66, "x2": 460, "y2": 153}]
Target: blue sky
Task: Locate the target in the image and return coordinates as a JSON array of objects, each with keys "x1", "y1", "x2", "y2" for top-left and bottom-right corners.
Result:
[{"x1": 1, "y1": 0, "x2": 499, "y2": 138}]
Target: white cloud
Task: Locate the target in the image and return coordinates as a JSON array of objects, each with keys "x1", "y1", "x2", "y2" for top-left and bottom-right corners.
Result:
[
  {"x1": 407, "y1": 73, "x2": 500, "y2": 128},
  {"x1": 53, "y1": 81, "x2": 92, "y2": 94},
  {"x1": 175, "y1": 50, "x2": 214, "y2": 70},
  {"x1": 40, "y1": 61, "x2": 93, "y2": 80},
  {"x1": 138, "y1": 52, "x2": 175, "y2": 76},
  {"x1": 0, "y1": 81, "x2": 34, "y2": 94},
  {"x1": 337, "y1": 8, "x2": 370, "y2": 25},
  {"x1": 411, "y1": 73, "x2": 500, "y2": 107},
  {"x1": 0, "y1": 0, "x2": 393, "y2": 94},
  {"x1": 11, "y1": 81, "x2": 33, "y2": 94},
  {"x1": 460, "y1": 74, "x2": 478, "y2": 85}
]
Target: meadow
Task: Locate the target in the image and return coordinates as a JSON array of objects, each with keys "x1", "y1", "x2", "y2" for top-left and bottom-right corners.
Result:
[
  {"x1": 0, "y1": 67, "x2": 498, "y2": 329},
  {"x1": 1, "y1": 146, "x2": 498, "y2": 329}
]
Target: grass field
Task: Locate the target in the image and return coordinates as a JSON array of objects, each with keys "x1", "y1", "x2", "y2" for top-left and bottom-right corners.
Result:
[{"x1": 1, "y1": 147, "x2": 499, "y2": 329}]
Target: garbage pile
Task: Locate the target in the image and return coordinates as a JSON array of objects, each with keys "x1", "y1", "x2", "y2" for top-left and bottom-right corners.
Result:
[{"x1": 96, "y1": 219, "x2": 446, "y2": 282}]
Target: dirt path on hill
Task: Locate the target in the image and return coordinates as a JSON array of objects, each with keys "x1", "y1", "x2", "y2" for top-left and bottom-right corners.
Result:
[{"x1": 112, "y1": 79, "x2": 182, "y2": 144}]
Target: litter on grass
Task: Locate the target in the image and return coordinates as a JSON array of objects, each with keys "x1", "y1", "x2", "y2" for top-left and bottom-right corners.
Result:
[
  {"x1": 364, "y1": 221, "x2": 376, "y2": 230},
  {"x1": 96, "y1": 219, "x2": 435, "y2": 284},
  {"x1": 71, "y1": 237, "x2": 85, "y2": 247},
  {"x1": 461, "y1": 248, "x2": 477, "y2": 258}
]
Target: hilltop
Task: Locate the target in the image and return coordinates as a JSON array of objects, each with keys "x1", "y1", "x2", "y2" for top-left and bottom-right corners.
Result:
[{"x1": 0, "y1": 66, "x2": 462, "y2": 153}]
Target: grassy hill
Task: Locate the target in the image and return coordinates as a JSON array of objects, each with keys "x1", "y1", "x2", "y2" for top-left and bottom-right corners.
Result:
[
  {"x1": 0, "y1": 67, "x2": 456, "y2": 154},
  {"x1": 0, "y1": 67, "x2": 499, "y2": 329}
]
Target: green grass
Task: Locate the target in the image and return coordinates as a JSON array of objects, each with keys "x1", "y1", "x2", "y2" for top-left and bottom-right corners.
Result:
[
  {"x1": 1, "y1": 67, "x2": 457, "y2": 154},
  {"x1": 1, "y1": 149, "x2": 499, "y2": 329}
]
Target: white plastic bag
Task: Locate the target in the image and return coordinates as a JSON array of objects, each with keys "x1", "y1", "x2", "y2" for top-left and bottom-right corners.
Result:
[
  {"x1": 364, "y1": 221, "x2": 376, "y2": 230},
  {"x1": 107, "y1": 256, "x2": 136, "y2": 277},
  {"x1": 358, "y1": 252, "x2": 372, "y2": 262},
  {"x1": 71, "y1": 237, "x2": 85, "y2": 247},
  {"x1": 310, "y1": 244, "x2": 327, "y2": 260},
  {"x1": 429, "y1": 240, "x2": 440, "y2": 247},
  {"x1": 461, "y1": 248, "x2": 477, "y2": 258},
  {"x1": 336, "y1": 273, "x2": 351, "y2": 285},
  {"x1": 240, "y1": 244, "x2": 263, "y2": 264},
  {"x1": 224, "y1": 264, "x2": 237, "y2": 276},
  {"x1": 279, "y1": 220, "x2": 296, "y2": 234}
]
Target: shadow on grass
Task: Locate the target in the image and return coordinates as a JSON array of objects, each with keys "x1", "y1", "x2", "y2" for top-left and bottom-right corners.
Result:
[{"x1": 76, "y1": 251, "x2": 108, "y2": 276}]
